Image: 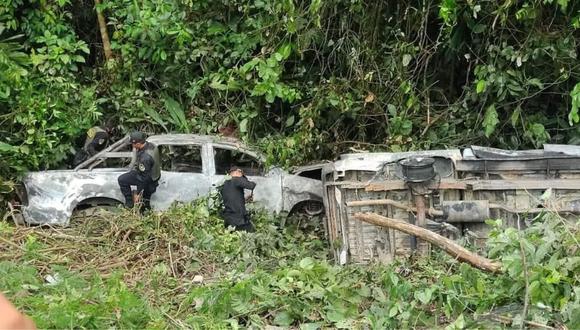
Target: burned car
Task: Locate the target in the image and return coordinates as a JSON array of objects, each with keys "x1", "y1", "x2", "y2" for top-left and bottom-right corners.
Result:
[{"x1": 17, "y1": 134, "x2": 324, "y2": 226}]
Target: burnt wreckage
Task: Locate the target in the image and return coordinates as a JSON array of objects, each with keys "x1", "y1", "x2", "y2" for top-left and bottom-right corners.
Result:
[
  {"x1": 322, "y1": 145, "x2": 580, "y2": 265},
  {"x1": 15, "y1": 134, "x2": 324, "y2": 226},
  {"x1": 11, "y1": 139, "x2": 580, "y2": 267}
]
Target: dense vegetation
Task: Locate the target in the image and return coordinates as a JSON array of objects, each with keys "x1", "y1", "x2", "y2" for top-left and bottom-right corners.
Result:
[
  {"x1": 1, "y1": 2, "x2": 580, "y2": 327},
  {"x1": 1, "y1": 1, "x2": 580, "y2": 185},
  {"x1": 0, "y1": 200, "x2": 578, "y2": 328}
]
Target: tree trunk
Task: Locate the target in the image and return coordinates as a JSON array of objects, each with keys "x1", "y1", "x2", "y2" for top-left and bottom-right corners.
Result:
[
  {"x1": 353, "y1": 212, "x2": 502, "y2": 273},
  {"x1": 94, "y1": 0, "x2": 113, "y2": 61}
]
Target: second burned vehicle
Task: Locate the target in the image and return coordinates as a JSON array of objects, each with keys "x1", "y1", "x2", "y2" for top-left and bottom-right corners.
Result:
[{"x1": 16, "y1": 134, "x2": 325, "y2": 226}]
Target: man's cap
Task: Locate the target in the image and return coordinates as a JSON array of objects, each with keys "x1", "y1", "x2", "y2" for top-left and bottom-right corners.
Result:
[
  {"x1": 229, "y1": 165, "x2": 242, "y2": 173},
  {"x1": 130, "y1": 131, "x2": 147, "y2": 143}
]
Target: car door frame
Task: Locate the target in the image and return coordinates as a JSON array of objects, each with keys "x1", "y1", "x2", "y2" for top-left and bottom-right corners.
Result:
[
  {"x1": 207, "y1": 142, "x2": 284, "y2": 214},
  {"x1": 151, "y1": 141, "x2": 213, "y2": 210}
]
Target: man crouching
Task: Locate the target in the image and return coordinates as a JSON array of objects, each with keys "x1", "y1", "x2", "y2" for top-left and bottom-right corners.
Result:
[
  {"x1": 118, "y1": 131, "x2": 160, "y2": 212},
  {"x1": 220, "y1": 165, "x2": 257, "y2": 232}
]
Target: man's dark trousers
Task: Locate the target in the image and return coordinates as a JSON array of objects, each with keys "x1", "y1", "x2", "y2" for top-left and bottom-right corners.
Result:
[
  {"x1": 118, "y1": 171, "x2": 157, "y2": 210},
  {"x1": 224, "y1": 215, "x2": 255, "y2": 232}
]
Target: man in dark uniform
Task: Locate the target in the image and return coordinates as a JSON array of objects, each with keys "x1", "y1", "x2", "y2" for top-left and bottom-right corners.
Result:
[
  {"x1": 220, "y1": 165, "x2": 257, "y2": 232},
  {"x1": 84, "y1": 126, "x2": 111, "y2": 155},
  {"x1": 73, "y1": 125, "x2": 113, "y2": 166},
  {"x1": 117, "y1": 131, "x2": 160, "y2": 212}
]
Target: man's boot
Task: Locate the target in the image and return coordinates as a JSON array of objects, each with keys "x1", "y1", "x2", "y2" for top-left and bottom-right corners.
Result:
[{"x1": 124, "y1": 195, "x2": 134, "y2": 209}]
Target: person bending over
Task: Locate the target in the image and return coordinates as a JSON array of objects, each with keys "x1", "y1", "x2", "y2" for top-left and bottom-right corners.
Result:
[
  {"x1": 220, "y1": 165, "x2": 256, "y2": 232},
  {"x1": 73, "y1": 124, "x2": 113, "y2": 166}
]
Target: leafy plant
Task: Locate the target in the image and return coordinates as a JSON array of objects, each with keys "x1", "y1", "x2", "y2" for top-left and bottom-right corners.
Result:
[{"x1": 1, "y1": 200, "x2": 577, "y2": 328}]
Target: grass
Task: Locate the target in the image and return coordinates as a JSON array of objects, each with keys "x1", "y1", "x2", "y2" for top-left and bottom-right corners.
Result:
[{"x1": 0, "y1": 199, "x2": 578, "y2": 329}]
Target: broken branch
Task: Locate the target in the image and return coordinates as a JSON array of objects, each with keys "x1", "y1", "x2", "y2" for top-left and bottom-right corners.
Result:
[{"x1": 353, "y1": 212, "x2": 502, "y2": 273}]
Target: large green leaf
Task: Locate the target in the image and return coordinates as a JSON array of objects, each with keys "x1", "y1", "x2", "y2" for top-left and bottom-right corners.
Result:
[
  {"x1": 569, "y1": 83, "x2": 580, "y2": 125},
  {"x1": 483, "y1": 105, "x2": 499, "y2": 138},
  {"x1": 273, "y1": 311, "x2": 294, "y2": 326},
  {"x1": 143, "y1": 106, "x2": 168, "y2": 132},
  {"x1": 163, "y1": 96, "x2": 190, "y2": 133},
  {"x1": 0, "y1": 142, "x2": 17, "y2": 153}
]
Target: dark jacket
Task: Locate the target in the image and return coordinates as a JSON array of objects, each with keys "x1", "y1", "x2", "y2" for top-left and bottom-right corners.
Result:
[
  {"x1": 220, "y1": 176, "x2": 256, "y2": 226},
  {"x1": 134, "y1": 142, "x2": 160, "y2": 182},
  {"x1": 83, "y1": 126, "x2": 109, "y2": 156}
]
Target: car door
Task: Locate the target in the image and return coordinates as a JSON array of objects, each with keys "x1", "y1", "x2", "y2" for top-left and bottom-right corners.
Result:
[
  {"x1": 151, "y1": 143, "x2": 212, "y2": 210},
  {"x1": 209, "y1": 144, "x2": 284, "y2": 213}
]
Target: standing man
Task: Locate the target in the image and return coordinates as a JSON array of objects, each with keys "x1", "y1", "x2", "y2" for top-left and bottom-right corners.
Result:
[
  {"x1": 220, "y1": 165, "x2": 257, "y2": 232},
  {"x1": 117, "y1": 131, "x2": 160, "y2": 212}
]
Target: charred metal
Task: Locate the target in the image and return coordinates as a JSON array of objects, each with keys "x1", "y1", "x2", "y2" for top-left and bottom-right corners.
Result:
[{"x1": 19, "y1": 134, "x2": 324, "y2": 226}]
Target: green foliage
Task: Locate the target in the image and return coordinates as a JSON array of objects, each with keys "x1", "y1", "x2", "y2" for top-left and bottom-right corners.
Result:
[
  {"x1": 2, "y1": 0, "x2": 580, "y2": 189},
  {"x1": 569, "y1": 83, "x2": 580, "y2": 125},
  {"x1": 0, "y1": 262, "x2": 151, "y2": 328},
  {"x1": 487, "y1": 215, "x2": 580, "y2": 326},
  {"x1": 439, "y1": 0, "x2": 457, "y2": 26},
  {"x1": 1, "y1": 202, "x2": 578, "y2": 328},
  {"x1": 0, "y1": 34, "x2": 28, "y2": 99},
  {"x1": 0, "y1": 0, "x2": 99, "y2": 183},
  {"x1": 97, "y1": 0, "x2": 579, "y2": 155},
  {"x1": 163, "y1": 96, "x2": 189, "y2": 133},
  {"x1": 483, "y1": 105, "x2": 499, "y2": 138}
]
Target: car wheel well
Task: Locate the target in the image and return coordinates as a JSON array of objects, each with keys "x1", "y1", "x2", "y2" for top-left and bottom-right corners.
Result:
[
  {"x1": 74, "y1": 197, "x2": 123, "y2": 211},
  {"x1": 289, "y1": 200, "x2": 324, "y2": 217}
]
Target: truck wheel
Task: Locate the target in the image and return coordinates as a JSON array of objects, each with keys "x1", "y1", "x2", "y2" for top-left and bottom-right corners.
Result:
[
  {"x1": 302, "y1": 200, "x2": 324, "y2": 216},
  {"x1": 285, "y1": 201, "x2": 325, "y2": 232}
]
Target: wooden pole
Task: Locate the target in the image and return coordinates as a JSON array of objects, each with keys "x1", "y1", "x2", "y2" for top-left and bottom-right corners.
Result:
[
  {"x1": 353, "y1": 212, "x2": 502, "y2": 273},
  {"x1": 414, "y1": 194, "x2": 427, "y2": 251}
]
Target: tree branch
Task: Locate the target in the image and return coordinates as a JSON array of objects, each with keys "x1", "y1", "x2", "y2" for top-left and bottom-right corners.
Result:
[
  {"x1": 94, "y1": 0, "x2": 113, "y2": 62},
  {"x1": 354, "y1": 212, "x2": 502, "y2": 273}
]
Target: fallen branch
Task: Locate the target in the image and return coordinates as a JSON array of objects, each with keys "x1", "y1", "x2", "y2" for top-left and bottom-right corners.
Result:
[
  {"x1": 32, "y1": 230, "x2": 103, "y2": 242},
  {"x1": 353, "y1": 212, "x2": 502, "y2": 273},
  {"x1": 0, "y1": 236, "x2": 25, "y2": 251},
  {"x1": 480, "y1": 313, "x2": 558, "y2": 330}
]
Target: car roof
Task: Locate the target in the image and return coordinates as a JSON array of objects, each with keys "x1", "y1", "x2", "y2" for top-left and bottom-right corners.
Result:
[
  {"x1": 146, "y1": 134, "x2": 264, "y2": 160},
  {"x1": 147, "y1": 134, "x2": 245, "y2": 147}
]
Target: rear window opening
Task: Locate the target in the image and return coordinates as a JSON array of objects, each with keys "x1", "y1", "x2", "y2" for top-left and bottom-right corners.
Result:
[
  {"x1": 159, "y1": 145, "x2": 203, "y2": 173},
  {"x1": 213, "y1": 147, "x2": 264, "y2": 176},
  {"x1": 295, "y1": 169, "x2": 322, "y2": 180}
]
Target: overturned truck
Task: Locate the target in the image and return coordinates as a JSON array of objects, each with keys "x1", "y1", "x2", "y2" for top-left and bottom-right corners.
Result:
[{"x1": 322, "y1": 145, "x2": 580, "y2": 265}]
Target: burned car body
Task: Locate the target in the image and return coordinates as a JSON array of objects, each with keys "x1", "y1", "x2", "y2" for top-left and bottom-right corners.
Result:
[
  {"x1": 323, "y1": 145, "x2": 580, "y2": 265},
  {"x1": 18, "y1": 134, "x2": 324, "y2": 226}
]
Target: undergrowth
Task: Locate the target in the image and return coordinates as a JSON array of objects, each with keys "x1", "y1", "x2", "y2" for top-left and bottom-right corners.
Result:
[{"x1": 0, "y1": 200, "x2": 578, "y2": 329}]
